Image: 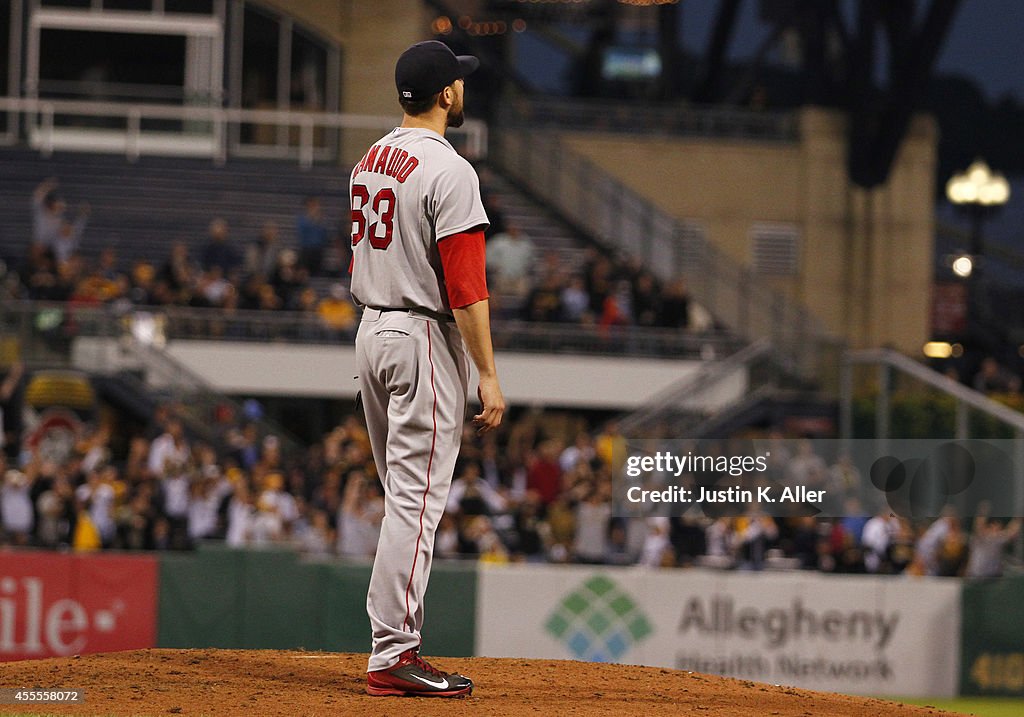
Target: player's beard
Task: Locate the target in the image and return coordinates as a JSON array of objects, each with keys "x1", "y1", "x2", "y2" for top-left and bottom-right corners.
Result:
[{"x1": 447, "y1": 105, "x2": 465, "y2": 128}]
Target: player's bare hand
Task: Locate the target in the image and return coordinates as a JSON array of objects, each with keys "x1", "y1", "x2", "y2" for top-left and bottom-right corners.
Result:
[{"x1": 473, "y1": 375, "x2": 505, "y2": 435}]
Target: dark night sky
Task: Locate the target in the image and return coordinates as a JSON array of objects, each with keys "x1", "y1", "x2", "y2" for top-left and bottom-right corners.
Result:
[
  {"x1": 678, "y1": 0, "x2": 1024, "y2": 103},
  {"x1": 516, "y1": 0, "x2": 1024, "y2": 102},
  {"x1": 513, "y1": 0, "x2": 1024, "y2": 277}
]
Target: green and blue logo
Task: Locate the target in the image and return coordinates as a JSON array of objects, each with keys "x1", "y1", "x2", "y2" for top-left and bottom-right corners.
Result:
[{"x1": 545, "y1": 575, "x2": 653, "y2": 662}]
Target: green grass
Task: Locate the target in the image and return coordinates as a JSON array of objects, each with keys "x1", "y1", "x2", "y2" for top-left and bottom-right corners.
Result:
[{"x1": 896, "y1": 697, "x2": 1024, "y2": 716}]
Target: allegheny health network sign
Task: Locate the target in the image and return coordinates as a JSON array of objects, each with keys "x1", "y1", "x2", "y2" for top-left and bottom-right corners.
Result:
[{"x1": 476, "y1": 565, "x2": 960, "y2": 698}]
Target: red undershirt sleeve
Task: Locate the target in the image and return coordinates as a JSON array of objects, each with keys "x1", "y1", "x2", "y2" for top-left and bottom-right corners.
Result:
[{"x1": 438, "y1": 228, "x2": 488, "y2": 309}]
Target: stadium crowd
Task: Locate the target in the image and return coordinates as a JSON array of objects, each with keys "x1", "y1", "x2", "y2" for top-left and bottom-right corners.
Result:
[
  {"x1": 0, "y1": 383, "x2": 1017, "y2": 579},
  {"x1": 2, "y1": 180, "x2": 1020, "y2": 579},
  {"x1": 0, "y1": 177, "x2": 705, "y2": 336}
]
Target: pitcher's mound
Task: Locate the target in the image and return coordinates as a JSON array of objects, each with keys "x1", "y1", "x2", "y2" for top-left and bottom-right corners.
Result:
[{"x1": 0, "y1": 649, "x2": 962, "y2": 716}]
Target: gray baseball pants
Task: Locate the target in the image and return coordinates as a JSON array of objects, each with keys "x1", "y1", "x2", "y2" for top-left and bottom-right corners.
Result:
[{"x1": 356, "y1": 307, "x2": 470, "y2": 672}]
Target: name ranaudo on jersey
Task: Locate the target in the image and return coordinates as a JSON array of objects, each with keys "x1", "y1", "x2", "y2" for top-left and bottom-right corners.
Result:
[{"x1": 354, "y1": 144, "x2": 419, "y2": 183}]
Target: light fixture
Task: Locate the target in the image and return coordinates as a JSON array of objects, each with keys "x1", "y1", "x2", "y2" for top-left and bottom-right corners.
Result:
[
  {"x1": 923, "y1": 341, "x2": 954, "y2": 359},
  {"x1": 946, "y1": 159, "x2": 1011, "y2": 208},
  {"x1": 951, "y1": 255, "x2": 974, "y2": 278}
]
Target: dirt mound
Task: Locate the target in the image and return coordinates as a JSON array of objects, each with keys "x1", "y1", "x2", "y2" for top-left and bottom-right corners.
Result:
[{"x1": 0, "y1": 649, "x2": 963, "y2": 716}]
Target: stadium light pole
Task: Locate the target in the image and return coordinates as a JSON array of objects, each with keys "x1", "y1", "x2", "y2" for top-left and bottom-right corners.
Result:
[{"x1": 945, "y1": 159, "x2": 1010, "y2": 332}]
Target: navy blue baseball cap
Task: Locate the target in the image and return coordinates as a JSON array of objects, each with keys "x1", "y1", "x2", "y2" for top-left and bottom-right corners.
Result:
[{"x1": 395, "y1": 41, "x2": 479, "y2": 102}]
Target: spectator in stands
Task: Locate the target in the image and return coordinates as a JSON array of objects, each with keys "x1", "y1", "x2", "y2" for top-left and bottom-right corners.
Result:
[
  {"x1": 32, "y1": 178, "x2": 64, "y2": 249},
  {"x1": 75, "y1": 465, "x2": 117, "y2": 548},
  {"x1": 128, "y1": 261, "x2": 157, "y2": 305},
  {"x1": 606, "y1": 519, "x2": 638, "y2": 565},
  {"x1": 599, "y1": 280, "x2": 632, "y2": 329},
  {"x1": 965, "y1": 514, "x2": 1022, "y2": 578},
  {"x1": 34, "y1": 465, "x2": 74, "y2": 549},
  {"x1": 249, "y1": 492, "x2": 285, "y2": 545},
  {"x1": 96, "y1": 247, "x2": 123, "y2": 282},
  {"x1": 916, "y1": 511, "x2": 958, "y2": 576},
  {"x1": 118, "y1": 487, "x2": 157, "y2": 551},
  {"x1": 478, "y1": 439, "x2": 510, "y2": 490},
  {"x1": 160, "y1": 242, "x2": 196, "y2": 299},
  {"x1": 639, "y1": 517, "x2": 673, "y2": 567},
  {"x1": 32, "y1": 178, "x2": 89, "y2": 260},
  {"x1": 526, "y1": 441, "x2": 562, "y2": 506},
  {"x1": 1, "y1": 464, "x2": 34, "y2": 546},
  {"x1": 703, "y1": 518, "x2": 734, "y2": 564},
  {"x1": 594, "y1": 421, "x2": 627, "y2": 472},
  {"x1": 187, "y1": 463, "x2": 230, "y2": 543},
  {"x1": 446, "y1": 461, "x2": 506, "y2": 516},
  {"x1": 296, "y1": 196, "x2": 330, "y2": 275},
  {"x1": 559, "y1": 275, "x2": 591, "y2": 323},
  {"x1": 735, "y1": 510, "x2": 779, "y2": 570},
  {"x1": 585, "y1": 257, "x2": 613, "y2": 316},
  {"x1": 786, "y1": 439, "x2": 828, "y2": 488},
  {"x1": 195, "y1": 266, "x2": 233, "y2": 308},
  {"x1": 544, "y1": 496, "x2": 575, "y2": 562},
  {"x1": 225, "y1": 478, "x2": 255, "y2": 548},
  {"x1": 294, "y1": 286, "x2": 321, "y2": 338},
  {"x1": 523, "y1": 273, "x2": 564, "y2": 322},
  {"x1": 478, "y1": 525, "x2": 510, "y2": 565},
  {"x1": 560, "y1": 432, "x2": 596, "y2": 473},
  {"x1": 296, "y1": 509, "x2": 334, "y2": 555},
  {"x1": 52, "y1": 211, "x2": 90, "y2": 265},
  {"x1": 336, "y1": 470, "x2": 383, "y2": 557},
  {"x1": 23, "y1": 244, "x2": 62, "y2": 301},
  {"x1": 573, "y1": 480, "x2": 610, "y2": 563},
  {"x1": 510, "y1": 492, "x2": 547, "y2": 561},
  {"x1": 937, "y1": 518, "x2": 969, "y2": 576},
  {"x1": 0, "y1": 361, "x2": 25, "y2": 455},
  {"x1": 861, "y1": 510, "x2": 900, "y2": 573},
  {"x1": 668, "y1": 515, "x2": 707, "y2": 567},
  {"x1": 973, "y1": 357, "x2": 1021, "y2": 395},
  {"x1": 200, "y1": 218, "x2": 240, "y2": 274},
  {"x1": 480, "y1": 187, "x2": 507, "y2": 237},
  {"x1": 245, "y1": 221, "x2": 281, "y2": 280},
  {"x1": 269, "y1": 248, "x2": 307, "y2": 310},
  {"x1": 631, "y1": 272, "x2": 662, "y2": 328},
  {"x1": 321, "y1": 232, "x2": 350, "y2": 277},
  {"x1": 147, "y1": 418, "x2": 191, "y2": 549},
  {"x1": 658, "y1": 277, "x2": 691, "y2": 329},
  {"x1": 486, "y1": 222, "x2": 535, "y2": 299},
  {"x1": 72, "y1": 498, "x2": 102, "y2": 551},
  {"x1": 316, "y1": 283, "x2": 357, "y2": 339},
  {"x1": 435, "y1": 512, "x2": 461, "y2": 559}
]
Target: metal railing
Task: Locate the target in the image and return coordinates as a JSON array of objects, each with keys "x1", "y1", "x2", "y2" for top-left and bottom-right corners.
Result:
[
  {"x1": 121, "y1": 335, "x2": 304, "y2": 458},
  {"x1": 0, "y1": 301, "x2": 745, "y2": 361},
  {"x1": 492, "y1": 129, "x2": 839, "y2": 382},
  {"x1": 500, "y1": 95, "x2": 800, "y2": 143},
  {"x1": 840, "y1": 349, "x2": 1024, "y2": 443},
  {"x1": 0, "y1": 300, "x2": 304, "y2": 456},
  {"x1": 618, "y1": 339, "x2": 773, "y2": 438},
  {"x1": 0, "y1": 96, "x2": 488, "y2": 166}
]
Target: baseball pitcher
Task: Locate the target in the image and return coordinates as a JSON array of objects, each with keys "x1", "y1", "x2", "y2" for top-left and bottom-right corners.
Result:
[{"x1": 350, "y1": 41, "x2": 505, "y2": 697}]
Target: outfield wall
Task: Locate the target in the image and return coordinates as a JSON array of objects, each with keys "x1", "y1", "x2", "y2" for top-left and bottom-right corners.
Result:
[
  {"x1": 0, "y1": 548, "x2": 1011, "y2": 699},
  {"x1": 476, "y1": 565, "x2": 960, "y2": 698},
  {"x1": 960, "y1": 576, "x2": 1024, "y2": 697}
]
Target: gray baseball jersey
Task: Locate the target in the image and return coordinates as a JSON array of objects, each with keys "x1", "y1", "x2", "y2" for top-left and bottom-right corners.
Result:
[
  {"x1": 349, "y1": 127, "x2": 488, "y2": 314},
  {"x1": 351, "y1": 127, "x2": 487, "y2": 673}
]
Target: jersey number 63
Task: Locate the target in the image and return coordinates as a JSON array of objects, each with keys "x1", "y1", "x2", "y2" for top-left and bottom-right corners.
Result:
[{"x1": 351, "y1": 184, "x2": 396, "y2": 250}]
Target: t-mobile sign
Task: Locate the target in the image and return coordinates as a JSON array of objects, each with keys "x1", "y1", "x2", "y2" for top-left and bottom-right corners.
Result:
[{"x1": 0, "y1": 552, "x2": 158, "y2": 660}]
